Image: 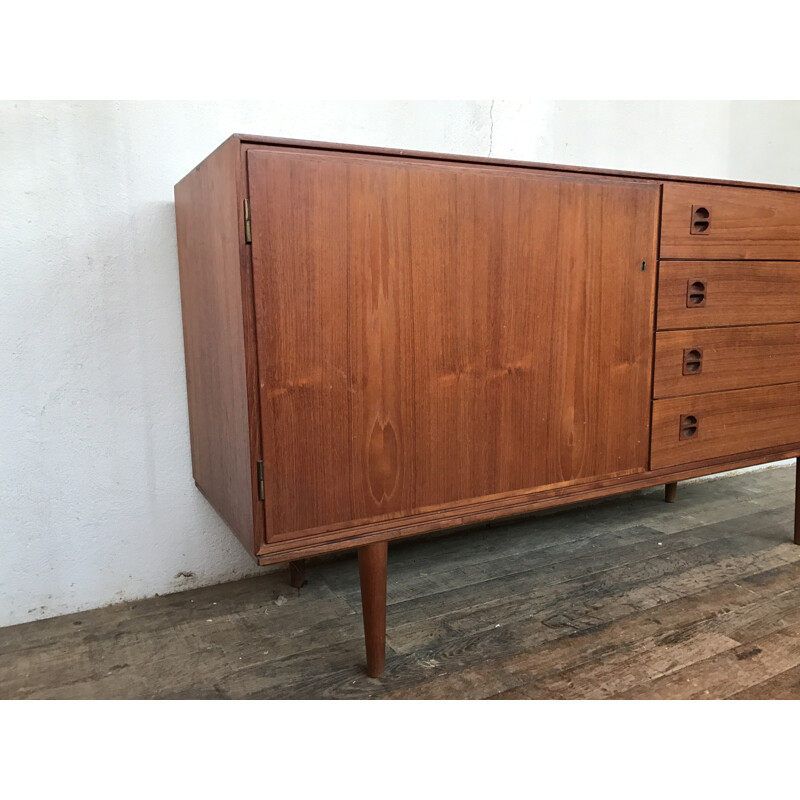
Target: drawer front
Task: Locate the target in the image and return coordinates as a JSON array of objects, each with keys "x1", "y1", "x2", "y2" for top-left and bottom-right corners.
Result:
[
  {"x1": 661, "y1": 182, "x2": 800, "y2": 260},
  {"x1": 657, "y1": 261, "x2": 800, "y2": 330},
  {"x1": 651, "y1": 383, "x2": 800, "y2": 469},
  {"x1": 653, "y1": 324, "x2": 800, "y2": 398}
]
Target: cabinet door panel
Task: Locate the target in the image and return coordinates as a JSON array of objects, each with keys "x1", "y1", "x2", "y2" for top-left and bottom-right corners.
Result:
[
  {"x1": 248, "y1": 148, "x2": 659, "y2": 539},
  {"x1": 248, "y1": 150, "x2": 353, "y2": 537},
  {"x1": 347, "y1": 162, "x2": 416, "y2": 522},
  {"x1": 409, "y1": 166, "x2": 659, "y2": 506}
]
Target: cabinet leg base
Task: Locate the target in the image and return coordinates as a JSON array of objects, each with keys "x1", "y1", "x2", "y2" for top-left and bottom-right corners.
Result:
[
  {"x1": 289, "y1": 559, "x2": 307, "y2": 588},
  {"x1": 665, "y1": 482, "x2": 678, "y2": 503},
  {"x1": 358, "y1": 541, "x2": 388, "y2": 678}
]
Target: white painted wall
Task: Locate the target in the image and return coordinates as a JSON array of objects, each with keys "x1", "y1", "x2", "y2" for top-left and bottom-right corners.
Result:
[
  {"x1": 489, "y1": 101, "x2": 800, "y2": 185},
  {"x1": 2, "y1": 100, "x2": 799, "y2": 628}
]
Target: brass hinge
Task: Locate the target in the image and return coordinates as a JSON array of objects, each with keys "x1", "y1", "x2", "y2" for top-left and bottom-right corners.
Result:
[
  {"x1": 257, "y1": 460, "x2": 264, "y2": 501},
  {"x1": 243, "y1": 198, "x2": 252, "y2": 244}
]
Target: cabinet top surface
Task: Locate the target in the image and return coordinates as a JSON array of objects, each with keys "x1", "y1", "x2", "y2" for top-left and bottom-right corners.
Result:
[{"x1": 217, "y1": 133, "x2": 800, "y2": 194}]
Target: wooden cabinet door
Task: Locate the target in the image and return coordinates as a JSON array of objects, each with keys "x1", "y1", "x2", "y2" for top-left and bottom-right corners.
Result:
[
  {"x1": 248, "y1": 148, "x2": 659, "y2": 540},
  {"x1": 407, "y1": 163, "x2": 659, "y2": 508},
  {"x1": 248, "y1": 148, "x2": 414, "y2": 539}
]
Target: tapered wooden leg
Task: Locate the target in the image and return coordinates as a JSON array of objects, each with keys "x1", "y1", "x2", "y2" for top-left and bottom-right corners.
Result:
[
  {"x1": 289, "y1": 559, "x2": 307, "y2": 588},
  {"x1": 358, "y1": 541, "x2": 388, "y2": 678},
  {"x1": 795, "y1": 459, "x2": 800, "y2": 545},
  {"x1": 665, "y1": 482, "x2": 678, "y2": 503}
]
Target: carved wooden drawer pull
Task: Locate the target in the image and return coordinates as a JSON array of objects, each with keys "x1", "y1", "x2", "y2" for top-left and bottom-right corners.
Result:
[
  {"x1": 682, "y1": 348, "x2": 703, "y2": 375},
  {"x1": 686, "y1": 279, "x2": 707, "y2": 307},
  {"x1": 691, "y1": 205, "x2": 711, "y2": 234},
  {"x1": 680, "y1": 414, "x2": 699, "y2": 439}
]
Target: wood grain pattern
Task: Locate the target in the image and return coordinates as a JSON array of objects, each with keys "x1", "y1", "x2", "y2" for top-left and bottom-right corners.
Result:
[
  {"x1": 4, "y1": 467, "x2": 798, "y2": 699},
  {"x1": 235, "y1": 147, "x2": 268, "y2": 554},
  {"x1": 656, "y1": 261, "x2": 800, "y2": 330},
  {"x1": 174, "y1": 137, "x2": 257, "y2": 552},
  {"x1": 408, "y1": 165, "x2": 659, "y2": 508},
  {"x1": 358, "y1": 541, "x2": 388, "y2": 678},
  {"x1": 236, "y1": 134, "x2": 800, "y2": 194},
  {"x1": 617, "y1": 620, "x2": 800, "y2": 700},
  {"x1": 661, "y1": 182, "x2": 800, "y2": 259},
  {"x1": 248, "y1": 150, "x2": 352, "y2": 537},
  {"x1": 256, "y1": 445, "x2": 800, "y2": 564},
  {"x1": 249, "y1": 149, "x2": 418, "y2": 537},
  {"x1": 651, "y1": 383, "x2": 800, "y2": 469},
  {"x1": 249, "y1": 149, "x2": 658, "y2": 540},
  {"x1": 174, "y1": 135, "x2": 800, "y2": 681},
  {"x1": 654, "y1": 324, "x2": 800, "y2": 398},
  {"x1": 347, "y1": 161, "x2": 415, "y2": 520}
]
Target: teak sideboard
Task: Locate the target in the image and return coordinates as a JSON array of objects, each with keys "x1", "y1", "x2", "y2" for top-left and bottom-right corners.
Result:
[{"x1": 174, "y1": 134, "x2": 800, "y2": 678}]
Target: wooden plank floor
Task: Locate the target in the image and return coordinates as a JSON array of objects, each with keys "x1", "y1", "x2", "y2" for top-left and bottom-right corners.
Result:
[{"x1": 3, "y1": 466, "x2": 800, "y2": 700}]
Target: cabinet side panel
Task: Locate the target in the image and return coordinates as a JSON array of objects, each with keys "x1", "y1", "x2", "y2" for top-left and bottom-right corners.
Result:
[{"x1": 174, "y1": 138, "x2": 255, "y2": 552}]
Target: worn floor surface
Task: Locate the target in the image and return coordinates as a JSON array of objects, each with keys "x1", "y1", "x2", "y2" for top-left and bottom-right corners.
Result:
[{"x1": 3, "y1": 467, "x2": 800, "y2": 700}]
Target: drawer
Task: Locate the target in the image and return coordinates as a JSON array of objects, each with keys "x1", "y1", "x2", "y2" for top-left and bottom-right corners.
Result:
[
  {"x1": 661, "y1": 182, "x2": 800, "y2": 260},
  {"x1": 656, "y1": 261, "x2": 800, "y2": 330},
  {"x1": 653, "y1": 324, "x2": 800, "y2": 399},
  {"x1": 650, "y1": 383, "x2": 800, "y2": 469}
]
